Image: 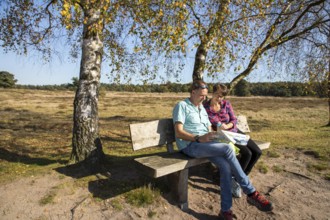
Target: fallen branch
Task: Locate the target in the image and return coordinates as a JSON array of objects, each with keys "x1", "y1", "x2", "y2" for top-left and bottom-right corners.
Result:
[
  {"x1": 283, "y1": 169, "x2": 314, "y2": 181},
  {"x1": 265, "y1": 181, "x2": 284, "y2": 195},
  {"x1": 71, "y1": 197, "x2": 88, "y2": 220}
]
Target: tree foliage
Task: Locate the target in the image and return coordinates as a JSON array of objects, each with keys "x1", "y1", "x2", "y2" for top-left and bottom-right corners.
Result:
[
  {"x1": 124, "y1": 0, "x2": 329, "y2": 91},
  {"x1": 234, "y1": 79, "x2": 250, "y2": 97},
  {"x1": 0, "y1": 71, "x2": 17, "y2": 88}
]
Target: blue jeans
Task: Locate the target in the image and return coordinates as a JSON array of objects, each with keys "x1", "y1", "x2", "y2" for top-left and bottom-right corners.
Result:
[{"x1": 182, "y1": 141, "x2": 256, "y2": 212}]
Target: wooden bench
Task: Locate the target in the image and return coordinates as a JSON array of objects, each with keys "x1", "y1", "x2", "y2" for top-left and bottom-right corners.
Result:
[{"x1": 129, "y1": 115, "x2": 270, "y2": 210}]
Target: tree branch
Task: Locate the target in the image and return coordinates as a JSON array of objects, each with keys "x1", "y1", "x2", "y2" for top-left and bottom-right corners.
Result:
[{"x1": 229, "y1": 1, "x2": 329, "y2": 90}]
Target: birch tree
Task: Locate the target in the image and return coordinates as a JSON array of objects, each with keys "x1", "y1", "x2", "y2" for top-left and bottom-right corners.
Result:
[
  {"x1": 0, "y1": 0, "x2": 140, "y2": 167},
  {"x1": 0, "y1": 0, "x2": 101, "y2": 166}
]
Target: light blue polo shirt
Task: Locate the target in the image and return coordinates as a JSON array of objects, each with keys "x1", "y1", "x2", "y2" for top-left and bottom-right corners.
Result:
[{"x1": 172, "y1": 98, "x2": 211, "y2": 150}]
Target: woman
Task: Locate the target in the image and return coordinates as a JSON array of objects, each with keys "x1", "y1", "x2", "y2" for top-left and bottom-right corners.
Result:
[{"x1": 203, "y1": 83, "x2": 262, "y2": 198}]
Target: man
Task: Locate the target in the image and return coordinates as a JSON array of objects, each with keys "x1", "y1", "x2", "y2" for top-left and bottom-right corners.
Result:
[{"x1": 172, "y1": 80, "x2": 273, "y2": 220}]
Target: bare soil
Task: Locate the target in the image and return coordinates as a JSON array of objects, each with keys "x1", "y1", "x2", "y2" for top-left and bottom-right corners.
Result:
[{"x1": 1, "y1": 148, "x2": 329, "y2": 220}]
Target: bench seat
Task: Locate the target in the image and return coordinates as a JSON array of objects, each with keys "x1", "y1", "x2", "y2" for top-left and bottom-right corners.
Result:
[{"x1": 134, "y1": 153, "x2": 209, "y2": 178}]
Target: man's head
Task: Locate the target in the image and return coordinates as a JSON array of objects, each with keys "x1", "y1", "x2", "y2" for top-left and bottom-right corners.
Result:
[{"x1": 190, "y1": 80, "x2": 208, "y2": 104}]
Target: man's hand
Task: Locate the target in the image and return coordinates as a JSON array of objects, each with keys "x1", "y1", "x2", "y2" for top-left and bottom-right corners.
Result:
[
  {"x1": 175, "y1": 122, "x2": 216, "y2": 143},
  {"x1": 198, "y1": 131, "x2": 217, "y2": 143}
]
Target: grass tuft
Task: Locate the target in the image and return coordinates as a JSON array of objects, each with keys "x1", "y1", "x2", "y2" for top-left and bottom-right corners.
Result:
[
  {"x1": 267, "y1": 150, "x2": 281, "y2": 158},
  {"x1": 125, "y1": 184, "x2": 160, "y2": 207},
  {"x1": 272, "y1": 165, "x2": 283, "y2": 173},
  {"x1": 39, "y1": 189, "x2": 57, "y2": 205},
  {"x1": 307, "y1": 162, "x2": 328, "y2": 172},
  {"x1": 256, "y1": 161, "x2": 269, "y2": 174},
  {"x1": 110, "y1": 198, "x2": 123, "y2": 210},
  {"x1": 148, "y1": 210, "x2": 157, "y2": 218}
]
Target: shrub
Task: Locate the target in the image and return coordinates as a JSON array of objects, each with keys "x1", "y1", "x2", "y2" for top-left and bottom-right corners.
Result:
[{"x1": 0, "y1": 71, "x2": 17, "y2": 88}]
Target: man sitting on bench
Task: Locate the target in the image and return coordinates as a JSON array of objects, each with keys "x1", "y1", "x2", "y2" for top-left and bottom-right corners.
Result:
[{"x1": 172, "y1": 80, "x2": 273, "y2": 220}]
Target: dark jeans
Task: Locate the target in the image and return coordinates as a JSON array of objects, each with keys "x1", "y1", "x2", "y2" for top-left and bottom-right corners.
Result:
[{"x1": 236, "y1": 139, "x2": 262, "y2": 175}]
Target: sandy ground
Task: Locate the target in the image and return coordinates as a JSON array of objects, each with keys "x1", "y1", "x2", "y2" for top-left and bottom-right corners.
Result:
[{"x1": 0, "y1": 148, "x2": 329, "y2": 220}]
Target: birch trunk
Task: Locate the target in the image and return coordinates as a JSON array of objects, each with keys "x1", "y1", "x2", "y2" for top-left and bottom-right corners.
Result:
[
  {"x1": 70, "y1": 7, "x2": 104, "y2": 165},
  {"x1": 327, "y1": 44, "x2": 330, "y2": 126},
  {"x1": 192, "y1": 0, "x2": 230, "y2": 81},
  {"x1": 327, "y1": 29, "x2": 330, "y2": 126}
]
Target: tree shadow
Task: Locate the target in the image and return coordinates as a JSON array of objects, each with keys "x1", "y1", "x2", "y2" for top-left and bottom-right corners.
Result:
[
  {"x1": 101, "y1": 115, "x2": 157, "y2": 124},
  {"x1": 54, "y1": 153, "x2": 175, "y2": 202},
  {"x1": 0, "y1": 147, "x2": 67, "y2": 165},
  {"x1": 183, "y1": 209, "x2": 219, "y2": 220},
  {"x1": 101, "y1": 131, "x2": 131, "y2": 143},
  {"x1": 321, "y1": 123, "x2": 330, "y2": 128}
]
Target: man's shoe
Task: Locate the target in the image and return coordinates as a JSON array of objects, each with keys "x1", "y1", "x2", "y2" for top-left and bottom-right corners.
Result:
[
  {"x1": 219, "y1": 210, "x2": 237, "y2": 220},
  {"x1": 231, "y1": 177, "x2": 242, "y2": 198},
  {"x1": 247, "y1": 191, "x2": 274, "y2": 211}
]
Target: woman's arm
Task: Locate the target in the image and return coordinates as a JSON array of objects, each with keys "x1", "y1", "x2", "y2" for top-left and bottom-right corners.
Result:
[
  {"x1": 220, "y1": 100, "x2": 237, "y2": 130},
  {"x1": 227, "y1": 101, "x2": 237, "y2": 126}
]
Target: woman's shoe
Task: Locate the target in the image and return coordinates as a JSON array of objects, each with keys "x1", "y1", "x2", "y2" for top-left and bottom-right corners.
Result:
[{"x1": 231, "y1": 177, "x2": 242, "y2": 198}]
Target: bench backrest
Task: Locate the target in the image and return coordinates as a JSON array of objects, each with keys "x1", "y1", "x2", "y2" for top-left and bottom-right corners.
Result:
[
  {"x1": 129, "y1": 118, "x2": 176, "y2": 153},
  {"x1": 129, "y1": 115, "x2": 250, "y2": 153},
  {"x1": 236, "y1": 115, "x2": 250, "y2": 133}
]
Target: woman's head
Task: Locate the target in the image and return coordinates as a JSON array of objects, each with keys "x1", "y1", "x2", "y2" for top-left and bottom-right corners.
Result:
[{"x1": 212, "y1": 83, "x2": 228, "y2": 100}]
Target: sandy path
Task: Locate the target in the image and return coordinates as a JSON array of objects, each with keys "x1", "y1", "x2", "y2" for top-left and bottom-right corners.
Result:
[{"x1": 0, "y1": 149, "x2": 329, "y2": 220}]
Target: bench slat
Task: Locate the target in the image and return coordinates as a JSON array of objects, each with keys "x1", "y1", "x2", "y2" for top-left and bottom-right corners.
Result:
[
  {"x1": 130, "y1": 119, "x2": 175, "y2": 151},
  {"x1": 254, "y1": 140, "x2": 271, "y2": 150},
  {"x1": 236, "y1": 115, "x2": 251, "y2": 133},
  {"x1": 134, "y1": 153, "x2": 209, "y2": 178}
]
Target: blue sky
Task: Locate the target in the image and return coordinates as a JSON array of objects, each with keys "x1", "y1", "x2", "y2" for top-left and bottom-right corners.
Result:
[
  {"x1": 1, "y1": 48, "x2": 80, "y2": 85},
  {"x1": 0, "y1": 48, "x2": 197, "y2": 85},
  {"x1": 0, "y1": 47, "x2": 289, "y2": 86}
]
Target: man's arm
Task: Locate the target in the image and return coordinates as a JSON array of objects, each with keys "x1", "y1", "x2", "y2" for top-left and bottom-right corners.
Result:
[
  {"x1": 174, "y1": 122, "x2": 196, "y2": 142},
  {"x1": 174, "y1": 122, "x2": 214, "y2": 143}
]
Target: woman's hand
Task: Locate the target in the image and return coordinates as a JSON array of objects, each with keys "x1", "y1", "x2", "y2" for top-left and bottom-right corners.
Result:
[{"x1": 220, "y1": 123, "x2": 232, "y2": 130}]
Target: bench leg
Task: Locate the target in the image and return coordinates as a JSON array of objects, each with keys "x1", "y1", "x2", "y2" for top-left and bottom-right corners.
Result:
[{"x1": 167, "y1": 168, "x2": 189, "y2": 211}]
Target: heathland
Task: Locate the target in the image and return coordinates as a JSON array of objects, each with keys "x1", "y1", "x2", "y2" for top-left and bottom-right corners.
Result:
[{"x1": 0, "y1": 89, "x2": 329, "y2": 219}]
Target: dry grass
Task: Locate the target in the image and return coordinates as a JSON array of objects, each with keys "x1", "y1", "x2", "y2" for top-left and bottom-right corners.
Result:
[{"x1": 0, "y1": 88, "x2": 329, "y2": 183}]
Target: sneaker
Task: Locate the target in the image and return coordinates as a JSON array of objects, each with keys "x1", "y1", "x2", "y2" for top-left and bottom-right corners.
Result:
[
  {"x1": 231, "y1": 177, "x2": 241, "y2": 198},
  {"x1": 219, "y1": 210, "x2": 237, "y2": 220},
  {"x1": 247, "y1": 191, "x2": 274, "y2": 211}
]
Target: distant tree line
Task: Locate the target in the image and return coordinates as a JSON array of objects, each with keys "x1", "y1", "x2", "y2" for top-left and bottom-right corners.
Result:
[
  {"x1": 5, "y1": 79, "x2": 326, "y2": 98},
  {"x1": 1, "y1": 72, "x2": 326, "y2": 98}
]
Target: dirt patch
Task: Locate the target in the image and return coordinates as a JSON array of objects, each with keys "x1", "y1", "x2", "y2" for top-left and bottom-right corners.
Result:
[{"x1": 0, "y1": 148, "x2": 329, "y2": 220}]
